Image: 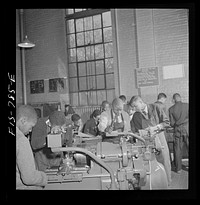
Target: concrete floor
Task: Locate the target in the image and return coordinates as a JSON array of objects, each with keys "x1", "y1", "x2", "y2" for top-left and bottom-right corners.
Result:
[{"x1": 169, "y1": 159, "x2": 188, "y2": 189}]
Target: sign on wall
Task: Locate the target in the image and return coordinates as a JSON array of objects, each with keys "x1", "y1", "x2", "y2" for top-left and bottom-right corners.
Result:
[
  {"x1": 30, "y1": 80, "x2": 44, "y2": 94},
  {"x1": 162, "y1": 64, "x2": 184, "y2": 79},
  {"x1": 135, "y1": 67, "x2": 159, "y2": 88},
  {"x1": 49, "y1": 78, "x2": 65, "y2": 92}
]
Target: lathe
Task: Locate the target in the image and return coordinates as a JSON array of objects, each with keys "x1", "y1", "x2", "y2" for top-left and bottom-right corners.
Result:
[{"x1": 44, "y1": 129, "x2": 168, "y2": 190}]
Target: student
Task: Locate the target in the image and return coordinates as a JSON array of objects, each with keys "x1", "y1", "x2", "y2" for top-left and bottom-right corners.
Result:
[
  {"x1": 119, "y1": 95, "x2": 127, "y2": 104},
  {"x1": 154, "y1": 93, "x2": 168, "y2": 115},
  {"x1": 31, "y1": 111, "x2": 67, "y2": 171},
  {"x1": 98, "y1": 98, "x2": 131, "y2": 133},
  {"x1": 168, "y1": 93, "x2": 189, "y2": 174},
  {"x1": 16, "y1": 105, "x2": 47, "y2": 189},
  {"x1": 100, "y1": 100, "x2": 110, "y2": 113},
  {"x1": 129, "y1": 95, "x2": 171, "y2": 186},
  {"x1": 83, "y1": 109, "x2": 101, "y2": 136},
  {"x1": 64, "y1": 104, "x2": 75, "y2": 121},
  {"x1": 71, "y1": 113, "x2": 83, "y2": 133}
]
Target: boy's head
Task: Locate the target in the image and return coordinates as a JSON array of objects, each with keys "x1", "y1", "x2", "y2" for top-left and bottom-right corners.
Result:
[
  {"x1": 157, "y1": 93, "x2": 167, "y2": 104},
  {"x1": 92, "y1": 109, "x2": 101, "y2": 122},
  {"x1": 101, "y1": 100, "x2": 110, "y2": 112},
  {"x1": 119, "y1": 95, "x2": 126, "y2": 103},
  {"x1": 49, "y1": 111, "x2": 66, "y2": 133},
  {"x1": 112, "y1": 98, "x2": 124, "y2": 116},
  {"x1": 129, "y1": 95, "x2": 146, "y2": 112},
  {"x1": 71, "y1": 113, "x2": 82, "y2": 125},
  {"x1": 16, "y1": 105, "x2": 38, "y2": 135}
]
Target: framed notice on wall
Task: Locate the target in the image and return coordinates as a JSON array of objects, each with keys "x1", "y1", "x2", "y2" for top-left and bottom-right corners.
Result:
[
  {"x1": 135, "y1": 67, "x2": 159, "y2": 88},
  {"x1": 30, "y1": 80, "x2": 44, "y2": 94},
  {"x1": 49, "y1": 78, "x2": 65, "y2": 92}
]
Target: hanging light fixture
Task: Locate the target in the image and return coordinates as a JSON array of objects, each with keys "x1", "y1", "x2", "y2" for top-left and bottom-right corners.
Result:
[{"x1": 18, "y1": 35, "x2": 35, "y2": 48}]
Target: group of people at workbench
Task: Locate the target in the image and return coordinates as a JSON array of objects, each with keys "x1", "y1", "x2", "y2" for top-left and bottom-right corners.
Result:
[{"x1": 16, "y1": 92, "x2": 188, "y2": 189}]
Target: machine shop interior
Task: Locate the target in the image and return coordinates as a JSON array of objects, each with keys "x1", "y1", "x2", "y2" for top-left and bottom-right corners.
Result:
[{"x1": 15, "y1": 8, "x2": 191, "y2": 191}]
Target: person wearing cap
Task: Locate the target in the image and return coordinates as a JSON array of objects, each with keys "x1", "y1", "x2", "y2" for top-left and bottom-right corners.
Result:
[
  {"x1": 30, "y1": 110, "x2": 68, "y2": 171},
  {"x1": 16, "y1": 105, "x2": 47, "y2": 189},
  {"x1": 98, "y1": 98, "x2": 131, "y2": 133},
  {"x1": 83, "y1": 109, "x2": 101, "y2": 136}
]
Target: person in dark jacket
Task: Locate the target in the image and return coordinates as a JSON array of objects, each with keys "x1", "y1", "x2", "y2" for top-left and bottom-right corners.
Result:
[
  {"x1": 30, "y1": 111, "x2": 68, "y2": 171},
  {"x1": 154, "y1": 93, "x2": 168, "y2": 115},
  {"x1": 83, "y1": 109, "x2": 101, "y2": 136},
  {"x1": 129, "y1": 95, "x2": 171, "y2": 186},
  {"x1": 168, "y1": 93, "x2": 189, "y2": 173}
]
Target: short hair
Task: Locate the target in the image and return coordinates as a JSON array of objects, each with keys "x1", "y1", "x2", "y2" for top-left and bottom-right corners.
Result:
[
  {"x1": 119, "y1": 95, "x2": 126, "y2": 102},
  {"x1": 16, "y1": 105, "x2": 37, "y2": 122},
  {"x1": 173, "y1": 93, "x2": 181, "y2": 101},
  {"x1": 64, "y1": 104, "x2": 75, "y2": 115},
  {"x1": 157, "y1": 93, "x2": 167, "y2": 100},
  {"x1": 92, "y1": 109, "x2": 101, "y2": 118},
  {"x1": 101, "y1": 100, "x2": 110, "y2": 107},
  {"x1": 129, "y1": 95, "x2": 142, "y2": 106},
  {"x1": 112, "y1": 98, "x2": 124, "y2": 110},
  {"x1": 71, "y1": 113, "x2": 81, "y2": 122},
  {"x1": 49, "y1": 111, "x2": 66, "y2": 126}
]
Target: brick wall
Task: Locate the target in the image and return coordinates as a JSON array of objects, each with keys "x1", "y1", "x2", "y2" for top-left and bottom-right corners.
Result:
[
  {"x1": 24, "y1": 9, "x2": 69, "y2": 110},
  {"x1": 114, "y1": 9, "x2": 139, "y2": 101},
  {"x1": 135, "y1": 9, "x2": 188, "y2": 110}
]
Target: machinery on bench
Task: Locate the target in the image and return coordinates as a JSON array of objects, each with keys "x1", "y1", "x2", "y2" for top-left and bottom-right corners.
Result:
[{"x1": 44, "y1": 128, "x2": 168, "y2": 190}]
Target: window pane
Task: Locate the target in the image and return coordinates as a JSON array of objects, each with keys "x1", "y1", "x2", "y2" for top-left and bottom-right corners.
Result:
[
  {"x1": 67, "y1": 9, "x2": 74, "y2": 15},
  {"x1": 97, "y1": 90, "x2": 106, "y2": 105},
  {"x1": 79, "y1": 77, "x2": 87, "y2": 90},
  {"x1": 86, "y1": 46, "x2": 94, "y2": 60},
  {"x1": 70, "y1": 93, "x2": 79, "y2": 106},
  {"x1": 94, "y1": 29, "x2": 102, "y2": 43},
  {"x1": 104, "y1": 43, "x2": 113, "y2": 58},
  {"x1": 79, "y1": 92, "x2": 88, "y2": 105},
  {"x1": 67, "y1": 19, "x2": 75, "y2": 33},
  {"x1": 68, "y1": 34, "x2": 76, "y2": 48},
  {"x1": 84, "y1": 17, "x2": 93, "y2": 31},
  {"x1": 87, "y1": 76, "x2": 96, "y2": 90},
  {"x1": 96, "y1": 60, "x2": 104, "y2": 74},
  {"x1": 75, "y1": 9, "x2": 83, "y2": 13},
  {"x1": 69, "y1": 48, "x2": 77, "y2": 62},
  {"x1": 96, "y1": 75, "x2": 105, "y2": 89},
  {"x1": 77, "y1": 47, "x2": 85, "y2": 61},
  {"x1": 76, "y1": 19, "x2": 84, "y2": 32},
  {"x1": 103, "y1": 11, "x2": 111, "y2": 27},
  {"x1": 106, "y1": 74, "x2": 114, "y2": 89},
  {"x1": 105, "y1": 58, "x2": 113, "y2": 73},
  {"x1": 93, "y1": 15, "x2": 101, "y2": 29},
  {"x1": 88, "y1": 91, "x2": 97, "y2": 105},
  {"x1": 85, "y1": 31, "x2": 94, "y2": 45},
  {"x1": 76, "y1": 32, "x2": 84, "y2": 46},
  {"x1": 106, "y1": 89, "x2": 115, "y2": 103},
  {"x1": 69, "y1": 63, "x2": 77, "y2": 77},
  {"x1": 78, "y1": 62, "x2": 86, "y2": 76},
  {"x1": 95, "y1": 44, "x2": 104, "y2": 59},
  {"x1": 69, "y1": 78, "x2": 78, "y2": 92},
  {"x1": 103, "y1": 27, "x2": 112, "y2": 42},
  {"x1": 87, "y1": 61, "x2": 95, "y2": 75}
]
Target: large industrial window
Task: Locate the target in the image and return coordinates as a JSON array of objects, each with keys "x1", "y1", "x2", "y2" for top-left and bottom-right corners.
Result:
[{"x1": 65, "y1": 9, "x2": 115, "y2": 106}]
